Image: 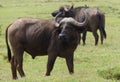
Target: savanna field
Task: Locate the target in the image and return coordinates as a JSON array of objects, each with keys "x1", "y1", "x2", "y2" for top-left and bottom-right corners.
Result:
[{"x1": 0, "y1": 0, "x2": 120, "y2": 82}]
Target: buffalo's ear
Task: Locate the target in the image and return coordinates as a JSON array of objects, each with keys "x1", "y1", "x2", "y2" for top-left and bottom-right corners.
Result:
[
  {"x1": 51, "y1": 10, "x2": 59, "y2": 17},
  {"x1": 70, "y1": 5, "x2": 74, "y2": 10}
]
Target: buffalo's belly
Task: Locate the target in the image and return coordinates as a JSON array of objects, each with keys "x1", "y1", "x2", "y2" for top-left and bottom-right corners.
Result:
[
  {"x1": 58, "y1": 54, "x2": 66, "y2": 58},
  {"x1": 25, "y1": 46, "x2": 48, "y2": 57}
]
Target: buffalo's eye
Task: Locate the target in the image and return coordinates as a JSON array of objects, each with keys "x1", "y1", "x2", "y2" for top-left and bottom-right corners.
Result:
[
  {"x1": 67, "y1": 23, "x2": 76, "y2": 30},
  {"x1": 56, "y1": 28, "x2": 61, "y2": 33}
]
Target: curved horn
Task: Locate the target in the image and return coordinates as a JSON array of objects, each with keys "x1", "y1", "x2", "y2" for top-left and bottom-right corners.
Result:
[
  {"x1": 63, "y1": 6, "x2": 69, "y2": 12},
  {"x1": 54, "y1": 12, "x2": 62, "y2": 27},
  {"x1": 54, "y1": 12, "x2": 62, "y2": 22},
  {"x1": 60, "y1": 11, "x2": 88, "y2": 27},
  {"x1": 63, "y1": 5, "x2": 73, "y2": 12}
]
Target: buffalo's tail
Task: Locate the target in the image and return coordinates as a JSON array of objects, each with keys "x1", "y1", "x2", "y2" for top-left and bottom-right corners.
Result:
[
  {"x1": 5, "y1": 24, "x2": 12, "y2": 62},
  {"x1": 98, "y1": 12, "x2": 107, "y2": 39}
]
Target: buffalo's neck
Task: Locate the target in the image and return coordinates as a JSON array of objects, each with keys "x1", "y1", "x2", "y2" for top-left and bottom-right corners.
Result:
[
  {"x1": 57, "y1": 40, "x2": 78, "y2": 58},
  {"x1": 48, "y1": 34, "x2": 79, "y2": 57},
  {"x1": 74, "y1": 7, "x2": 88, "y2": 22}
]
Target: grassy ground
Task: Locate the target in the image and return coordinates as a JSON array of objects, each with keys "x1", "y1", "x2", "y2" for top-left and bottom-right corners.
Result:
[{"x1": 0, "y1": 0, "x2": 120, "y2": 82}]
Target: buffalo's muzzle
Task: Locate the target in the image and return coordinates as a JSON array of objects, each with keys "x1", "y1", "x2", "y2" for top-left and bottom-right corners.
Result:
[{"x1": 58, "y1": 34, "x2": 66, "y2": 40}]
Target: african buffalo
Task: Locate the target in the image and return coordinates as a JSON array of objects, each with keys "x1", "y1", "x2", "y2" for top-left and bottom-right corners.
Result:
[
  {"x1": 52, "y1": 5, "x2": 107, "y2": 45},
  {"x1": 5, "y1": 17, "x2": 87, "y2": 79}
]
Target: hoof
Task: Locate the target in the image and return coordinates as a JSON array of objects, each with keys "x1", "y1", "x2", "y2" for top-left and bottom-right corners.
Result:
[
  {"x1": 70, "y1": 72, "x2": 74, "y2": 75},
  {"x1": 13, "y1": 77, "x2": 18, "y2": 80},
  {"x1": 45, "y1": 73, "x2": 50, "y2": 76},
  {"x1": 21, "y1": 75, "x2": 26, "y2": 78}
]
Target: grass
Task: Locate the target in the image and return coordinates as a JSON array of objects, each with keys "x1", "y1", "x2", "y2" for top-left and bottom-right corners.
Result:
[
  {"x1": 0, "y1": 0, "x2": 120, "y2": 82},
  {"x1": 98, "y1": 66, "x2": 120, "y2": 80}
]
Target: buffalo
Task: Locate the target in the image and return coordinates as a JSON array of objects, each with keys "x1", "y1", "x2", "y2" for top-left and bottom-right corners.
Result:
[
  {"x1": 5, "y1": 17, "x2": 87, "y2": 79},
  {"x1": 52, "y1": 5, "x2": 107, "y2": 45}
]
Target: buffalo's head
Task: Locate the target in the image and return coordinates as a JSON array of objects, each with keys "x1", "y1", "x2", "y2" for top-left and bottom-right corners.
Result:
[
  {"x1": 51, "y1": 5, "x2": 75, "y2": 19},
  {"x1": 54, "y1": 17, "x2": 87, "y2": 45}
]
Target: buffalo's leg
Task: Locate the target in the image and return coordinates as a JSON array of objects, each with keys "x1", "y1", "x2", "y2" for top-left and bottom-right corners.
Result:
[
  {"x1": 12, "y1": 47, "x2": 25, "y2": 79},
  {"x1": 65, "y1": 55, "x2": 74, "y2": 74},
  {"x1": 16, "y1": 51, "x2": 25, "y2": 78},
  {"x1": 82, "y1": 31, "x2": 87, "y2": 45},
  {"x1": 46, "y1": 55, "x2": 57, "y2": 76},
  {"x1": 93, "y1": 32, "x2": 99, "y2": 45},
  {"x1": 99, "y1": 29, "x2": 104, "y2": 44},
  {"x1": 11, "y1": 56, "x2": 18, "y2": 80}
]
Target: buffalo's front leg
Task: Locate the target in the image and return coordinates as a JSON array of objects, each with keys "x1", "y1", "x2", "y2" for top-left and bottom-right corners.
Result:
[
  {"x1": 65, "y1": 55, "x2": 74, "y2": 74},
  {"x1": 46, "y1": 54, "x2": 57, "y2": 76}
]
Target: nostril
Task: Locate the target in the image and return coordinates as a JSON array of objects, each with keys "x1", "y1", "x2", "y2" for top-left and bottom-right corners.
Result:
[
  {"x1": 59, "y1": 34, "x2": 64, "y2": 37},
  {"x1": 58, "y1": 34, "x2": 65, "y2": 39}
]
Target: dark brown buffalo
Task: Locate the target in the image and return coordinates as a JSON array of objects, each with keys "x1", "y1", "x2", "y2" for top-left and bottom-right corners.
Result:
[
  {"x1": 6, "y1": 17, "x2": 87, "y2": 79},
  {"x1": 52, "y1": 5, "x2": 107, "y2": 45}
]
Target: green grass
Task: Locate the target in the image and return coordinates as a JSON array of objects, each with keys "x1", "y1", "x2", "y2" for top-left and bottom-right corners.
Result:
[
  {"x1": 98, "y1": 66, "x2": 120, "y2": 80},
  {"x1": 0, "y1": 0, "x2": 120, "y2": 82}
]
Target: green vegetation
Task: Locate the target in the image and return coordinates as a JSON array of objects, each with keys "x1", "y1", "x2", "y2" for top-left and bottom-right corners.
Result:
[
  {"x1": 0, "y1": 25, "x2": 1, "y2": 35},
  {"x1": 98, "y1": 66, "x2": 120, "y2": 80},
  {"x1": 0, "y1": 0, "x2": 120, "y2": 82}
]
